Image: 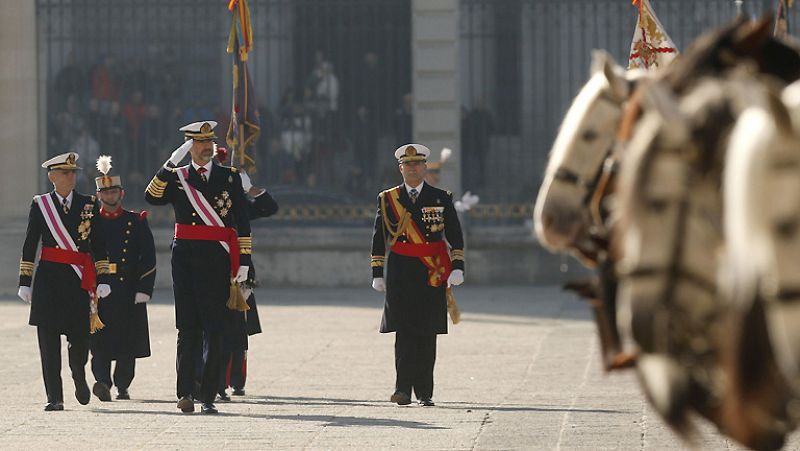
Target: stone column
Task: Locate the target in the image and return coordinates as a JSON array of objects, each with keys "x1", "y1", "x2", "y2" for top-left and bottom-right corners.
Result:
[
  {"x1": 412, "y1": 0, "x2": 461, "y2": 194},
  {"x1": 0, "y1": 1, "x2": 40, "y2": 217}
]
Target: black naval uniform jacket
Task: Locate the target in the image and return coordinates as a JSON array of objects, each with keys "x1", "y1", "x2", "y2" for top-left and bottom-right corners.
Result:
[
  {"x1": 144, "y1": 162, "x2": 252, "y2": 333},
  {"x1": 223, "y1": 189, "x2": 280, "y2": 350},
  {"x1": 19, "y1": 191, "x2": 111, "y2": 336},
  {"x1": 371, "y1": 183, "x2": 465, "y2": 335},
  {"x1": 90, "y1": 209, "x2": 156, "y2": 359}
]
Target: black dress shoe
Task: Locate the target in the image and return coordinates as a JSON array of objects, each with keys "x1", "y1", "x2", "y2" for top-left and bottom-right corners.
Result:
[
  {"x1": 390, "y1": 391, "x2": 412, "y2": 405},
  {"x1": 44, "y1": 402, "x2": 64, "y2": 411},
  {"x1": 418, "y1": 398, "x2": 435, "y2": 407},
  {"x1": 92, "y1": 382, "x2": 112, "y2": 402},
  {"x1": 116, "y1": 388, "x2": 130, "y2": 400},
  {"x1": 75, "y1": 380, "x2": 90, "y2": 405},
  {"x1": 217, "y1": 391, "x2": 231, "y2": 402},
  {"x1": 201, "y1": 403, "x2": 218, "y2": 414},
  {"x1": 177, "y1": 396, "x2": 195, "y2": 413},
  {"x1": 232, "y1": 388, "x2": 245, "y2": 396}
]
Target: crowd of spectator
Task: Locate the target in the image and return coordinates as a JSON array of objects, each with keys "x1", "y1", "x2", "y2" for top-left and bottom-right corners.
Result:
[{"x1": 48, "y1": 49, "x2": 494, "y2": 205}]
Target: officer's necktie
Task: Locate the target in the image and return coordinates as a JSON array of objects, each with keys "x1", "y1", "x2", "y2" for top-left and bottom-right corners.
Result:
[
  {"x1": 409, "y1": 188, "x2": 418, "y2": 204},
  {"x1": 197, "y1": 167, "x2": 208, "y2": 183},
  {"x1": 62, "y1": 197, "x2": 69, "y2": 214}
]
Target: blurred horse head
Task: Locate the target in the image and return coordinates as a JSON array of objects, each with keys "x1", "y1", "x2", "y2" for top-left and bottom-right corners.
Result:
[{"x1": 534, "y1": 51, "x2": 645, "y2": 263}]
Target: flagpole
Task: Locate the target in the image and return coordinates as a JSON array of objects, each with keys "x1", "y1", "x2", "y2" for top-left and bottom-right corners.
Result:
[{"x1": 734, "y1": 0, "x2": 743, "y2": 16}]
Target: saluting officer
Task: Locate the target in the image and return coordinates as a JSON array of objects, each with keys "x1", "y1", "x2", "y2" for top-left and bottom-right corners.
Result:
[
  {"x1": 145, "y1": 121, "x2": 252, "y2": 414},
  {"x1": 371, "y1": 144, "x2": 465, "y2": 407},
  {"x1": 90, "y1": 156, "x2": 156, "y2": 402},
  {"x1": 18, "y1": 152, "x2": 113, "y2": 411}
]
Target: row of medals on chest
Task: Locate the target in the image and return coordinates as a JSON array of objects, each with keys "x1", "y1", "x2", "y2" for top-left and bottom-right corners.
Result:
[
  {"x1": 77, "y1": 203, "x2": 94, "y2": 240},
  {"x1": 421, "y1": 206, "x2": 445, "y2": 233}
]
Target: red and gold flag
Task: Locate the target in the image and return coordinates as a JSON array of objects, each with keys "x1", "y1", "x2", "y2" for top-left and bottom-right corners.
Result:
[
  {"x1": 226, "y1": 0, "x2": 260, "y2": 174},
  {"x1": 775, "y1": 0, "x2": 795, "y2": 39},
  {"x1": 628, "y1": 0, "x2": 678, "y2": 70}
]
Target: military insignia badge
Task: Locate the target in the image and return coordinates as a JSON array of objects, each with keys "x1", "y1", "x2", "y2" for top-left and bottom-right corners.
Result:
[
  {"x1": 213, "y1": 191, "x2": 232, "y2": 217},
  {"x1": 78, "y1": 203, "x2": 94, "y2": 240}
]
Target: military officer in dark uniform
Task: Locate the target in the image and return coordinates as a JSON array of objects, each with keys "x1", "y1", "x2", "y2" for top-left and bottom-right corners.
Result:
[
  {"x1": 194, "y1": 151, "x2": 280, "y2": 401},
  {"x1": 145, "y1": 121, "x2": 252, "y2": 414},
  {"x1": 216, "y1": 168, "x2": 279, "y2": 400},
  {"x1": 371, "y1": 144, "x2": 465, "y2": 407},
  {"x1": 18, "y1": 152, "x2": 113, "y2": 411},
  {"x1": 90, "y1": 156, "x2": 155, "y2": 402}
]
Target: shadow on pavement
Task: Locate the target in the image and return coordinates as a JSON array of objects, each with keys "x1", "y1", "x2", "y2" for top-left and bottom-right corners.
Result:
[
  {"x1": 91, "y1": 407, "x2": 447, "y2": 429},
  {"x1": 117, "y1": 395, "x2": 630, "y2": 416},
  {"x1": 139, "y1": 285, "x2": 592, "y2": 322}
]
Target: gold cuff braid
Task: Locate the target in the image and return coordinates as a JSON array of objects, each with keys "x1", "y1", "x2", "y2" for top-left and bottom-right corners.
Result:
[{"x1": 19, "y1": 260, "x2": 34, "y2": 277}]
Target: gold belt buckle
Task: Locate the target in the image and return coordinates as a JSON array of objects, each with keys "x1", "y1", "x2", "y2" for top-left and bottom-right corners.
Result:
[{"x1": 108, "y1": 263, "x2": 117, "y2": 274}]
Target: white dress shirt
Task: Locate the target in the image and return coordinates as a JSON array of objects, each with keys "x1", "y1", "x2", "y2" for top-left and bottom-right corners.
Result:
[
  {"x1": 55, "y1": 191, "x2": 74, "y2": 211},
  {"x1": 404, "y1": 181, "x2": 424, "y2": 197},
  {"x1": 191, "y1": 160, "x2": 213, "y2": 179}
]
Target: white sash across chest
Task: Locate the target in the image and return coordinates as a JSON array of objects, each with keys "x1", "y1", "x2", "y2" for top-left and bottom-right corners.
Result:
[
  {"x1": 34, "y1": 194, "x2": 83, "y2": 280},
  {"x1": 175, "y1": 166, "x2": 230, "y2": 253}
]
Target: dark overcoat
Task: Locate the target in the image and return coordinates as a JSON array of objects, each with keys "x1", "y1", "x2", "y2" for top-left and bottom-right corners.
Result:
[
  {"x1": 371, "y1": 183, "x2": 464, "y2": 335},
  {"x1": 90, "y1": 209, "x2": 155, "y2": 359},
  {"x1": 20, "y1": 191, "x2": 111, "y2": 336}
]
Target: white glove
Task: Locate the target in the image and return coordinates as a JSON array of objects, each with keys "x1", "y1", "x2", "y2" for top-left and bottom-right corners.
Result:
[
  {"x1": 96, "y1": 284, "x2": 112, "y2": 298},
  {"x1": 241, "y1": 286, "x2": 253, "y2": 300},
  {"x1": 372, "y1": 277, "x2": 386, "y2": 292},
  {"x1": 167, "y1": 139, "x2": 194, "y2": 166},
  {"x1": 235, "y1": 266, "x2": 249, "y2": 283},
  {"x1": 447, "y1": 269, "x2": 464, "y2": 286},
  {"x1": 455, "y1": 191, "x2": 480, "y2": 213},
  {"x1": 134, "y1": 292, "x2": 150, "y2": 304},
  {"x1": 17, "y1": 286, "x2": 32, "y2": 303},
  {"x1": 240, "y1": 171, "x2": 253, "y2": 192}
]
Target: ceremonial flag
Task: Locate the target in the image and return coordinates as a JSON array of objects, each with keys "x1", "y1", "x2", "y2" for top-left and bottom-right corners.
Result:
[
  {"x1": 226, "y1": 0, "x2": 260, "y2": 174},
  {"x1": 628, "y1": 0, "x2": 679, "y2": 70},
  {"x1": 775, "y1": 0, "x2": 794, "y2": 38}
]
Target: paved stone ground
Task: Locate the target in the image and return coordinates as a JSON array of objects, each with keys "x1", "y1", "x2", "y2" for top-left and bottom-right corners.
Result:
[{"x1": 0, "y1": 285, "x2": 798, "y2": 450}]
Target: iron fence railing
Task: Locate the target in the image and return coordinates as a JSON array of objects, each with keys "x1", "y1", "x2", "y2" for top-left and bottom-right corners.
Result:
[{"x1": 37, "y1": 0, "x2": 795, "y2": 224}]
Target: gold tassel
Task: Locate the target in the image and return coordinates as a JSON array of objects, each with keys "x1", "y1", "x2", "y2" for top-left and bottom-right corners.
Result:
[
  {"x1": 227, "y1": 280, "x2": 250, "y2": 312},
  {"x1": 446, "y1": 287, "x2": 461, "y2": 325},
  {"x1": 89, "y1": 293, "x2": 105, "y2": 334}
]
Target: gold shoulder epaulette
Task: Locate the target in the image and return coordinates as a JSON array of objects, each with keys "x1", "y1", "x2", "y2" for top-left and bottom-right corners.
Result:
[{"x1": 380, "y1": 186, "x2": 401, "y2": 198}]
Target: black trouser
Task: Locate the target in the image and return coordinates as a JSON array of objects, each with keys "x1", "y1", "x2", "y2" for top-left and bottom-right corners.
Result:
[
  {"x1": 91, "y1": 354, "x2": 135, "y2": 390},
  {"x1": 176, "y1": 328, "x2": 222, "y2": 404},
  {"x1": 37, "y1": 326, "x2": 89, "y2": 403},
  {"x1": 230, "y1": 350, "x2": 247, "y2": 390},
  {"x1": 394, "y1": 332, "x2": 437, "y2": 400},
  {"x1": 219, "y1": 350, "x2": 247, "y2": 393}
]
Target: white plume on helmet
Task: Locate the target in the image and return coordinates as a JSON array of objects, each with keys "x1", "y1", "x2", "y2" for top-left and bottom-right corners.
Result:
[{"x1": 96, "y1": 155, "x2": 113, "y2": 175}]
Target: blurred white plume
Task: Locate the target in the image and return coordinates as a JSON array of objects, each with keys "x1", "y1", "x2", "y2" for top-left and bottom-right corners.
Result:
[
  {"x1": 96, "y1": 155, "x2": 112, "y2": 175},
  {"x1": 440, "y1": 147, "x2": 452, "y2": 164}
]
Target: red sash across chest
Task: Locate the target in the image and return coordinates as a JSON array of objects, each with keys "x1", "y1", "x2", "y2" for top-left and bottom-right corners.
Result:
[{"x1": 384, "y1": 187, "x2": 452, "y2": 287}]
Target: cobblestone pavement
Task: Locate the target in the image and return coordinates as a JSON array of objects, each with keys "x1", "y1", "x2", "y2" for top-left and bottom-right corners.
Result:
[{"x1": 0, "y1": 286, "x2": 797, "y2": 450}]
